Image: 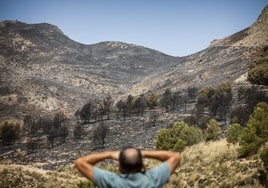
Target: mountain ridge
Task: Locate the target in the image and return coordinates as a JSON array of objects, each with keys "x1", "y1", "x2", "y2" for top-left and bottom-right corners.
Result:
[
  {"x1": 209, "y1": 4, "x2": 268, "y2": 48},
  {"x1": 134, "y1": 4, "x2": 268, "y2": 96},
  {"x1": 0, "y1": 20, "x2": 179, "y2": 116},
  {"x1": 0, "y1": 5, "x2": 268, "y2": 118}
]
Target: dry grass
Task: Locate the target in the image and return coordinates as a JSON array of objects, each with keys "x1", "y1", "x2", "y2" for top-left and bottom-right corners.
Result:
[
  {"x1": 0, "y1": 139, "x2": 265, "y2": 188},
  {"x1": 0, "y1": 163, "x2": 84, "y2": 188},
  {"x1": 165, "y1": 139, "x2": 264, "y2": 188}
]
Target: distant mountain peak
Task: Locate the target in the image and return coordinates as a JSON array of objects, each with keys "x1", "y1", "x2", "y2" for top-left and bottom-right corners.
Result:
[
  {"x1": 0, "y1": 20, "x2": 63, "y2": 33},
  {"x1": 256, "y1": 4, "x2": 268, "y2": 24}
]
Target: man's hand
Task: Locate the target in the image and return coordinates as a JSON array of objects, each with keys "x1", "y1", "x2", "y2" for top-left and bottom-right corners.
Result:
[
  {"x1": 111, "y1": 151, "x2": 120, "y2": 161},
  {"x1": 141, "y1": 150, "x2": 180, "y2": 173}
]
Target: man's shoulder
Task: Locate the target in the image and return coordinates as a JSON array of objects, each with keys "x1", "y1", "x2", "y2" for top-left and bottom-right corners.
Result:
[
  {"x1": 145, "y1": 162, "x2": 170, "y2": 183},
  {"x1": 93, "y1": 163, "x2": 170, "y2": 188},
  {"x1": 146, "y1": 162, "x2": 169, "y2": 174},
  {"x1": 94, "y1": 167, "x2": 121, "y2": 187},
  {"x1": 94, "y1": 166, "x2": 117, "y2": 177}
]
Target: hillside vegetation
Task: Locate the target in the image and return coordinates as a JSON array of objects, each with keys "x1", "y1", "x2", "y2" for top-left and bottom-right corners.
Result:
[
  {"x1": 248, "y1": 47, "x2": 268, "y2": 85},
  {"x1": 0, "y1": 4, "x2": 268, "y2": 188},
  {"x1": 0, "y1": 139, "x2": 265, "y2": 188}
]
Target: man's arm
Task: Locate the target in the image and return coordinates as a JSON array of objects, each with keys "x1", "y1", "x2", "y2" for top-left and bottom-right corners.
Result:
[
  {"x1": 141, "y1": 150, "x2": 180, "y2": 173},
  {"x1": 75, "y1": 151, "x2": 119, "y2": 183}
]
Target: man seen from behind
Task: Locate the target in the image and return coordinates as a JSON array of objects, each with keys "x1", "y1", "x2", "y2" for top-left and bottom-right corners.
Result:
[{"x1": 75, "y1": 146, "x2": 181, "y2": 188}]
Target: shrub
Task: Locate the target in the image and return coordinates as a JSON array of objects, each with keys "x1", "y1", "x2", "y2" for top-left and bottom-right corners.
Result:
[
  {"x1": 248, "y1": 52, "x2": 268, "y2": 86},
  {"x1": 237, "y1": 102, "x2": 268, "y2": 157},
  {"x1": 260, "y1": 146, "x2": 268, "y2": 171},
  {"x1": 173, "y1": 139, "x2": 187, "y2": 152},
  {"x1": 0, "y1": 120, "x2": 21, "y2": 145},
  {"x1": 238, "y1": 125, "x2": 264, "y2": 157},
  {"x1": 248, "y1": 49, "x2": 268, "y2": 85},
  {"x1": 146, "y1": 92, "x2": 158, "y2": 109},
  {"x1": 260, "y1": 146, "x2": 268, "y2": 187},
  {"x1": 196, "y1": 82, "x2": 233, "y2": 120},
  {"x1": 156, "y1": 121, "x2": 203, "y2": 152},
  {"x1": 93, "y1": 122, "x2": 109, "y2": 149},
  {"x1": 159, "y1": 88, "x2": 173, "y2": 112},
  {"x1": 133, "y1": 94, "x2": 147, "y2": 115},
  {"x1": 26, "y1": 138, "x2": 42, "y2": 153},
  {"x1": 41, "y1": 117, "x2": 54, "y2": 135},
  {"x1": 73, "y1": 124, "x2": 86, "y2": 140},
  {"x1": 215, "y1": 81, "x2": 233, "y2": 120},
  {"x1": 80, "y1": 101, "x2": 95, "y2": 122},
  {"x1": 237, "y1": 139, "x2": 264, "y2": 157},
  {"x1": 247, "y1": 106, "x2": 268, "y2": 139},
  {"x1": 230, "y1": 105, "x2": 251, "y2": 127},
  {"x1": 226, "y1": 123, "x2": 243, "y2": 144},
  {"x1": 205, "y1": 119, "x2": 221, "y2": 141},
  {"x1": 183, "y1": 115, "x2": 197, "y2": 126}
]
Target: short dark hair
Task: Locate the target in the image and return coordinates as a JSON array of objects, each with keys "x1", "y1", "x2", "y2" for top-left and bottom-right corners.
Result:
[{"x1": 119, "y1": 146, "x2": 144, "y2": 174}]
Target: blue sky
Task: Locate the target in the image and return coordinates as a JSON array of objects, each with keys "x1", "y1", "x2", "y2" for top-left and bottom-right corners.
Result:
[{"x1": 0, "y1": 0, "x2": 267, "y2": 56}]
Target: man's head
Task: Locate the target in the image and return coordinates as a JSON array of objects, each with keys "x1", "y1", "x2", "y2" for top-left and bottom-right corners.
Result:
[{"x1": 119, "y1": 146, "x2": 144, "y2": 174}]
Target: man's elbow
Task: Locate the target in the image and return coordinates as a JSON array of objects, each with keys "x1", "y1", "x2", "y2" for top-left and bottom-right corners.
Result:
[
  {"x1": 171, "y1": 153, "x2": 181, "y2": 168},
  {"x1": 167, "y1": 152, "x2": 181, "y2": 173},
  {"x1": 75, "y1": 158, "x2": 84, "y2": 169},
  {"x1": 174, "y1": 153, "x2": 181, "y2": 167}
]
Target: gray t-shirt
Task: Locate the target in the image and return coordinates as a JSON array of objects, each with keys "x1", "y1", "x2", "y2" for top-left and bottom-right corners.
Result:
[{"x1": 94, "y1": 162, "x2": 170, "y2": 188}]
